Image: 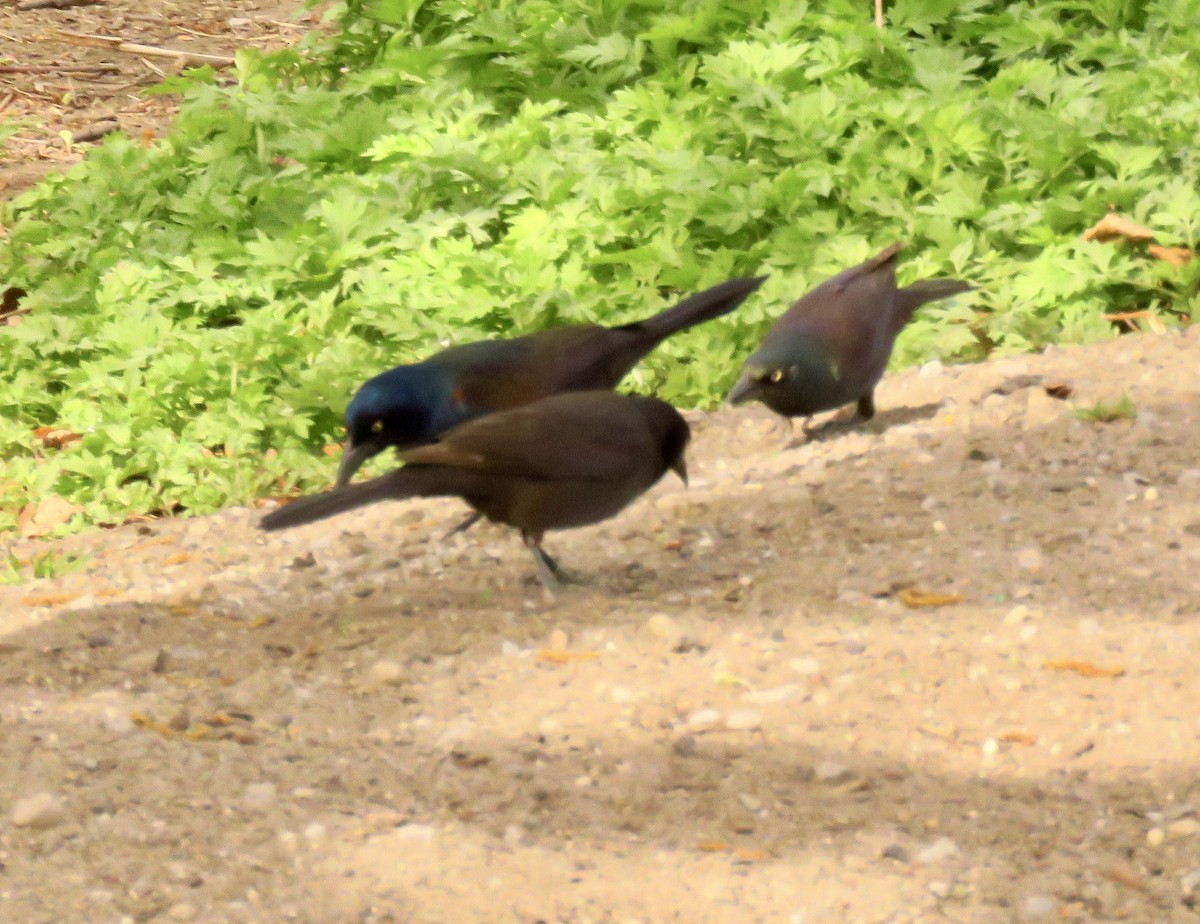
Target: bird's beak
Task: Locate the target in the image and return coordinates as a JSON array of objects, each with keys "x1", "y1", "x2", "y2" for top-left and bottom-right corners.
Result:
[
  {"x1": 727, "y1": 374, "x2": 757, "y2": 406},
  {"x1": 671, "y1": 456, "x2": 689, "y2": 486},
  {"x1": 335, "y1": 441, "x2": 380, "y2": 488}
]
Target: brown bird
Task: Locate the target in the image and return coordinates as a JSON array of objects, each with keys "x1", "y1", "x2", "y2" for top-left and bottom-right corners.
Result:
[
  {"x1": 728, "y1": 243, "x2": 970, "y2": 438},
  {"x1": 261, "y1": 392, "x2": 690, "y2": 589}
]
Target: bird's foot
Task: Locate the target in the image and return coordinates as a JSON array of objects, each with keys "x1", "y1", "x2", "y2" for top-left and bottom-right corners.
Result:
[{"x1": 443, "y1": 511, "x2": 482, "y2": 540}]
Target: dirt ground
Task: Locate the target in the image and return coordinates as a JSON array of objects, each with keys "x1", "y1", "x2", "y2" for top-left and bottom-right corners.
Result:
[
  {"x1": 5, "y1": 6, "x2": 1200, "y2": 924},
  {"x1": 0, "y1": 0, "x2": 309, "y2": 198},
  {"x1": 0, "y1": 328, "x2": 1197, "y2": 924}
]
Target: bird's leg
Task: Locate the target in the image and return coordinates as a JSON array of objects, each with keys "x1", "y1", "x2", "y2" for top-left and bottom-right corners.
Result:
[
  {"x1": 522, "y1": 532, "x2": 561, "y2": 591},
  {"x1": 443, "y1": 511, "x2": 482, "y2": 540},
  {"x1": 856, "y1": 392, "x2": 876, "y2": 421}
]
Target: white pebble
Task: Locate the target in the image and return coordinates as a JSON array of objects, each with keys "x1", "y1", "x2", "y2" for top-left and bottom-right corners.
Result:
[
  {"x1": 1016, "y1": 547, "x2": 1045, "y2": 573},
  {"x1": 916, "y1": 836, "x2": 959, "y2": 864},
  {"x1": 644, "y1": 613, "x2": 678, "y2": 639},
  {"x1": 368, "y1": 659, "x2": 405, "y2": 687},
  {"x1": 302, "y1": 822, "x2": 326, "y2": 842},
  {"x1": 687, "y1": 708, "x2": 722, "y2": 730},
  {"x1": 814, "y1": 761, "x2": 851, "y2": 783},
  {"x1": 1146, "y1": 826, "x2": 1165, "y2": 846},
  {"x1": 981, "y1": 737, "x2": 999, "y2": 756},
  {"x1": 725, "y1": 709, "x2": 763, "y2": 731},
  {"x1": 1021, "y1": 894, "x2": 1056, "y2": 920},
  {"x1": 12, "y1": 792, "x2": 68, "y2": 829},
  {"x1": 789, "y1": 657, "x2": 821, "y2": 676},
  {"x1": 168, "y1": 902, "x2": 198, "y2": 921}
]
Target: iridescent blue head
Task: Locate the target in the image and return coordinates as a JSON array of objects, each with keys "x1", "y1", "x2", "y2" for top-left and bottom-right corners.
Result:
[{"x1": 336, "y1": 364, "x2": 470, "y2": 486}]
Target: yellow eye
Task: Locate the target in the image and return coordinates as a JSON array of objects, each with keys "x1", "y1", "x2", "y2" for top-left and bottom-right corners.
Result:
[
  {"x1": 768, "y1": 369, "x2": 785, "y2": 384},
  {"x1": 371, "y1": 420, "x2": 384, "y2": 434}
]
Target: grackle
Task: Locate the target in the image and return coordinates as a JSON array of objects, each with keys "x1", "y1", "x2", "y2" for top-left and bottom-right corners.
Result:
[
  {"x1": 728, "y1": 243, "x2": 969, "y2": 437},
  {"x1": 262, "y1": 392, "x2": 690, "y2": 589},
  {"x1": 336, "y1": 276, "x2": 764, "y2": 487}
]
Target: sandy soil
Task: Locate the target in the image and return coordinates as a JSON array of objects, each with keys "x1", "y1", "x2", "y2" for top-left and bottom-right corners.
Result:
[
  {"x1": 1, "y1": 329, "x2": 1198, "y2": 924},
  {"x1": 0, "y1": 0, "x2": 309, "y2": 199}
]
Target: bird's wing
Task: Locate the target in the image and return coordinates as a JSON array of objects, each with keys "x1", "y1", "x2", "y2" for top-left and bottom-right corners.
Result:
[{"x1": 400, "y1": 393, "x2": 652, "y2": 482}]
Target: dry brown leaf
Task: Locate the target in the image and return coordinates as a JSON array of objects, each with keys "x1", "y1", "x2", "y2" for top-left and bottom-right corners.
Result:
[
  {"x1": 321, "y1": 443, "x2": 343, "y2": 456},
  {"x1": 33, "y1": 426, "x2": 82, "y2": 449},
  {"x1": 732, "y1": 847, "x2": 772, "y2": 862},
  {"x1": 696, "y1": 841, "x2": 730, "y2": 853},
  {"x1": 1083, "y1": 213, "x2": 1155, "y2": 243},
  {"x1": 1044, "y1": 659, "x2": 1124, "y2": 678},
  {"x1": 21, "y1": 592, "x2": 78, "y2": 608},
  {"x1": 1043, "y1": 381, "x2": 1074, "y2": 400},
  {"x1": 162, "y1": 552, "x2": 192, "y2": 565},
  {"x1": 1148, "y1": 244, "x2": 1194, "y2": 268},
  {"x1": 899, "y1": 587, "x2": 962, "y2": 609},
  {"x1": 1000, "y1": 731, "x2": 1038, "y2": 746},
  {"x1": 536, "y1": 649, "x2": 599, "y2": 663},
  {"x1": 18, "y1": 494, "x2": 82, "y2": 537}
]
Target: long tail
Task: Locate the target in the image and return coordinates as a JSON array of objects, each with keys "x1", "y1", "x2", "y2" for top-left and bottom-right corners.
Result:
[
  {"x1": 621, "y1": 275, "x2": 768, "y2": 345},
  {"x1": 261, "y1": 467, "x2": 454, "y2": 531},
  {"x1": 894, "y1": 278, "x2": 973, "y2": 330}
]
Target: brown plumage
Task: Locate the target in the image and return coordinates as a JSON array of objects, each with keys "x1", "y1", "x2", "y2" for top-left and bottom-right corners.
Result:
[
  {"x1": 262, "y1": 392, "x2": 690, "y2": 588},
  {"x1": 728, "y1": 243, "x2": 971, "y2": 435}
]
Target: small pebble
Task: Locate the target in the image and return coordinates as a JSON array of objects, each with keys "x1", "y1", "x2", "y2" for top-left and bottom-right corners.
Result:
[
  {"x1": 395, "y1": 823, "x2": 435, "y2": 841},
  {"x1": 368, "y1": 659, "x2": 405, "y2": 687},
  {"x1": 725, "y1": 709, "x2": 763, "y2": 731},
  {"x1": 687, "y1": 708, "x2": 721, "y2": 730},
  {"x1": 547, "y1": 628, "x2": 569, "y2": 650},
  {"x1": 916, "y1": 836, "x2": 959, "y2": 864},
  {"x1": 1169, "y1": 818, "x2": 1200, "y2": 838},
  {"x1": 882, "y1": 843, "x2": 910, "y2": 862},
  {"x1": 814, "y1": 761, "x2": 851, "y2": 784},
  {"x1": 1021, "y1": 894, "x2": 1056, "y2": 920},
  {"x1": 302, "y1": 822, "x2": 326, "y2": 842},
  {"x1": 1147, "y1": 826, "x2": 1165, "y2": 846},
  {"x1": 12, "y1": 793, "x2": 68, "y2": 829},
  {"x1": 644, "y1": 613, "x2": 678, "y2": 639},
  {"x1": 789, "y1": 658, "x2": 821, "y2": 676}
]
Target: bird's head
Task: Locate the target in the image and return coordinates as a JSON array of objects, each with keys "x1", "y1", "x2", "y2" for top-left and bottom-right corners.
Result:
[
  {"x1": 646, "y1": 400, "x2": 691, "y2": 486},
  {"x1": 727, "y1": 335, "x2": 839, "y2": 409},
  {"x1": 337, "y1": 366, "x2": 464, "y2": 487}
]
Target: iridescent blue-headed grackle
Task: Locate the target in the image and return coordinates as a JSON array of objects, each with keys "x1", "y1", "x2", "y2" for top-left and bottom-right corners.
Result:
[
  {"x1": 728, "y1": 243, "x2": 969, "y2": 437},
  {"x1": 262, "y1": 391, "x2": 690, "y2": 589},
  {"x1": 336, "y1": 276, "x2": 765, "y2": 487}
]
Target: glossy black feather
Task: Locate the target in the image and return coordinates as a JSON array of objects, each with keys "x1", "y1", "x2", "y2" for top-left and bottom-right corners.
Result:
[{"x1": 336, "y1": 276, "x2": 765, "y2": 485}]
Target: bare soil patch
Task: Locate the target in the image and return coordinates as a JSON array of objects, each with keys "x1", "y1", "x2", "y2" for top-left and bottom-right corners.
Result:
[
  {"x1": 1, "y1": 0, "x2": 309, "y2": 199},
  {"x1": 1, "y1": 330, "x2": 1198, "y2": 923}
]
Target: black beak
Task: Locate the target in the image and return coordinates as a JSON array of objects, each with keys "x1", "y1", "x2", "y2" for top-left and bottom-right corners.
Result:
[
  {"x1": 727, "y1": 374, "x2": 757, "y2": 406},
  {"x1": 671, "y1": 456, "x2": 688, "y2": 486},
  {"x1": 335, "y1": 441, "x2": 382, "y2": 488}
]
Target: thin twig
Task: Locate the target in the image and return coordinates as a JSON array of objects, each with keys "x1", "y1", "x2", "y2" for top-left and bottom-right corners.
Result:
[
  {"x1": 0, "y1": 63, "x2": 118, "y2": 75},
  {"x1": 17, "y1": 0, "x2": 99, "y2": 10},
  {"x1": 139, "y1": 56, "x2": 166, "y2": 78},
  {"x1": 875, "y1": 0, "x2": 884, "y2": 28},
  {"x1": 52, "y1": 29, "x2": 236, "y2": 67}
]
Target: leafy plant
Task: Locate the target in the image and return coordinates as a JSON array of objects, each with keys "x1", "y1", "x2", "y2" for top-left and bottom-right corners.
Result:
[
  {"x1": 1, "y1": 549, "x2": 89, "y2": 585},
  {"x1": 1073, "y1": 394, "x2": 1137, "y2": 423},
  {"x1": 0, "y1": 0, "x2": 1197, "y2": 532}
]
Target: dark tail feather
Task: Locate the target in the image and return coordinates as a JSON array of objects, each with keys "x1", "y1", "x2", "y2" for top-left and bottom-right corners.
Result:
[
  {"x1": 261, "y1": 467, "x2": 445, "y2": 531},
  {"x1": 623, "y1": 275, "x2": 768, "y2": 344},
  {"x1": 894, "y1": 278, "x2": 973, "y2": 328}
]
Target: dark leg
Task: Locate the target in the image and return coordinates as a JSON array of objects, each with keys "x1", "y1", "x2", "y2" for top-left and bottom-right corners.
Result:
[
  {"x1": 443, "y1": 511, "x2": 482, "y2": 539},
  {"x1": 772, "y1": 413, "x2": 795, "y2": 445},
  {"x1": 857, "y1": 392, "x2": 876, "y2": 421},
  {"x1": 522, "y1": 532, "x2": 561, "y2": 590}
]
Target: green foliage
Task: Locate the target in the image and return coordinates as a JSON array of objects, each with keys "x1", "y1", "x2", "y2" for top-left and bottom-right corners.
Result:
[
  {"x1": 1073, "y1": 394, "x2": 1138, "y2": 423},
  {"x1": 1, "y1": 0, "x2": 1198, "y2": 531},
  {"x1": 1, "y1": 549, "x2": 89, "y2": 585}
]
